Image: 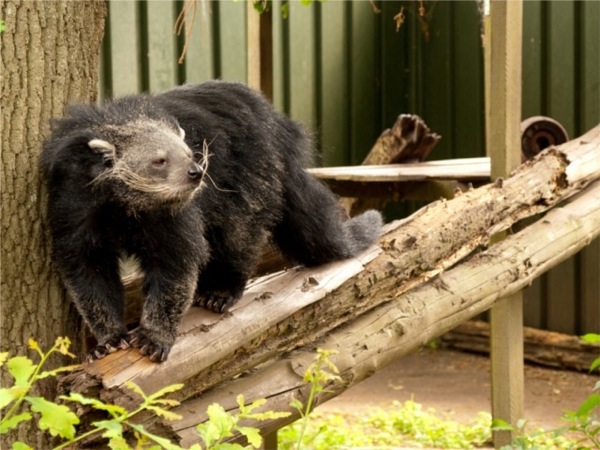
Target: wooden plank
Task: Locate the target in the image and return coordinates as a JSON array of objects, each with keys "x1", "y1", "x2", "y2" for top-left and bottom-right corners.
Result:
[
  {"x1": 246, "y1": 0, "x2": 260, "y2": 91},
  {"x1": 106, "y1": 0, "x2": 141, "y2": 96},
  {"x1": 146, "y1": 1, "x2": 178, "y2": 93},
  {"x1": 452, "y1": 1, "x2": 485, "y2": 159},
  {"x1": 183, "y1": 0, "x2": 215, "y2": 83},
  {"x1": 271, "y1": 0, "x2": 285, "y2": 112},
  {"x1": 521, "y1": 0, "x2": 544, "y2": 120},
  {"x1": 486, "y1": 1, "x2": 524, "y2": 447},
  {"x1": 319, "y1": 1, "x2": 349, "y2": 166},
  {"x1": 580, "y1": 238, "x2": 600, "y2": 334},
  {"x1": 288, "y1": 0, "x2": 316, "y2": 129},
  {"x1": 547, "y1": 1, "x2": 576, "y2": 136},
  {"x1": 216, "y1": 0, "x2": 246, "y2": 82},
  {"x1": 420, "y1": 1, "x2": 453, "y2": 160},
  {"x1": 580, "y1": 0, "x2": 600, "y2": 133},
  {"x1": 307, "y1": 157, "x2": 490, "y2": 182},
  {"x1": 546, "y1": 257, "x2": 576, "y2": 334},
  {"x1": 349, "y1": 1, "x2": 378, "y2": 164}
]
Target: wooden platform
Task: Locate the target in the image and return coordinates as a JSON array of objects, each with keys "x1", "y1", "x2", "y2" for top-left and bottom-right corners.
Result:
[
  {"x1": 307, "y1": 157, "x2": 491, "y2": 201},
  {"x1": 308, "y1": 157, "x2": 491, "y2": 183}
]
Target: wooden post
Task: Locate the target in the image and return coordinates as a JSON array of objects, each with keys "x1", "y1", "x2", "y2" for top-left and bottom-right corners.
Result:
[
  {"x1": 246, "y1": 1, "x2": 273, "y2": 100},
  {"x1": 485, "y1": 1, "x2": 524, "y2": 447}
]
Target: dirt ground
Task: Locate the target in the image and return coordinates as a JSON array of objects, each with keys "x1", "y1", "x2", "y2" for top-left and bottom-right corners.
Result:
[{"x1": 317, "y1": 347, "x2": 597, "y2": 431}]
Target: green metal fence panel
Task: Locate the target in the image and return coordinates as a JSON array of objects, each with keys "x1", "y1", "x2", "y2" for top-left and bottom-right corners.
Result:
[{"x1": 99, "y1": 0, "x2": 598, "y2": 335}]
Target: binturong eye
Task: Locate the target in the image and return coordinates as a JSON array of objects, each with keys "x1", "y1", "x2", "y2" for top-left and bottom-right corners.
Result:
[{"x1": 152, "y1": 158, "x2": 167, "y2": 168}]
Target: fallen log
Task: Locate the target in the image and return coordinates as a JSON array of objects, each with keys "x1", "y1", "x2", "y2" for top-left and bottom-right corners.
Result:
[
  {"x1": 441, "y1": 321, "x2": 599, "y2": 373},
  {"x1": 59, "y1": 125, "x2": 600, "y2": 445}
]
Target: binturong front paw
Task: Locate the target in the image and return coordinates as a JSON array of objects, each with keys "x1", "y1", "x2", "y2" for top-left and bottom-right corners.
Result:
[
  {"x1": 196, "y1": 290, "x2": 243, "y2": 313},
  {"x1": 87, "y1": 334, "x2": 130, "y2": 362},
  {"x1": 127, "y1": 327, "x2": 174, "y2": 363}
]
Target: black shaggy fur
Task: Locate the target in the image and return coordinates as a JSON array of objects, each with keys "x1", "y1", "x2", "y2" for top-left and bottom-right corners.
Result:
[{"x1": 40, "y1": 81, "x2": 383, "y2": 362}]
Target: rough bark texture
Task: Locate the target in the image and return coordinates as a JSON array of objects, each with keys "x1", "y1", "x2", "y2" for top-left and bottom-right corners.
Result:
[
  {"x1": 1, "y1": 1, "x2": 106, "y2": 446},
  {"x1": 57, "y1": 127, "x2": 600, "y2": 446}
]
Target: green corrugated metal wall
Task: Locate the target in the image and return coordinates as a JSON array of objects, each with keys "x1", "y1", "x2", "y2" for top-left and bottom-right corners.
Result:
[{"x1": 99, "y1": 0, "x2": 599, "y2": 335}]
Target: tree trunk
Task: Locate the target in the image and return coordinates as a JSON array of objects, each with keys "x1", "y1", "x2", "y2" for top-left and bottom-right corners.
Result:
[{"x1": 0, "y1": 0, "x2": 106, "y2": 446}]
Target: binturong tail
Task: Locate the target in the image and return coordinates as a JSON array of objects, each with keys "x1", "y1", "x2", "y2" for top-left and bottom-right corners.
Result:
[{"x1": 273, "y1": 168, "x2": 383, "y2": 267}]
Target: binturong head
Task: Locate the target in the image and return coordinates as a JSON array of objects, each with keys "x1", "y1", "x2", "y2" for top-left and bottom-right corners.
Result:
[
  {"x1": 88, "y1": 119, "x2": 205, "y2": 212},
  {"x1": 41, "y1": 97, "x2": 205, "y2": 213}
]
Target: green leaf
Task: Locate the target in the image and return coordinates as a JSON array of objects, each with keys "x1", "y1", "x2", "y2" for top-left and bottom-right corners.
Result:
[
  {"x1": 27, "y1": 339, "x2": 43, "y2": 358},
  {"x1": 26, "y1": 396, "x2": 79, "y2": 439},
  {"x1": 246, "y1": 410, "x2": 291, "y2": 421},
  {"x1": 7, "y1": 357, "x2": 36, "y2": 387},
  {"x1": 0, "y1": 386, "x2": 27, "y2": 409},
  {"x1": 491, "y1": 418, "x2": 514, "y2": 431},
  {"x1": 590, "y1": 357, "x2": 600, "y2": 373},
  {"x1": 124, "y1": 381, "x2": 146, "y2": 399},
  {"x1": 237, "y1": 426, "x2": 262, "y2": 448},
  {"x1": 0, "y1": 412, "x2": 32, "y2": 434},
  {"x1": 575, "y1": 393, "x2": 600, "y2": 418},
  {"x1": 147, "y1": 383, "x2": 184, "y2": 401},
  {"x1": 128, "y1": 423, "x2": 184, "y2": 450},
  {"x1": 11, "y1": 442, "x2": 33, "y2": 450},
  {"x1": 37, "y1": 364, "x2": 80, "y2": 380},
  {"x1": 206, "y1": 403, "x2": 236, "y2": 434},
  {"x1": 54, "y1": 337, "x2": 75, "y2": 358},
  {"x1": 61, "y1": 393, "x2": 127, "y2": 418},
  {"x1": 581, "y1": 333, "x2": 600, "y2": 344},
  {"x1": 146, "y1": 405, "x2": 183, "y2": 421},
  {"x1": 107, "y1": 436, "x2": 130, "y2": 450}
]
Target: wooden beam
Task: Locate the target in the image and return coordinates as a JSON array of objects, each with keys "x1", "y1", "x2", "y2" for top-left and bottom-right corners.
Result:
[{"x1": 485, "y1": 1, "x2": 524, "y2": 446}]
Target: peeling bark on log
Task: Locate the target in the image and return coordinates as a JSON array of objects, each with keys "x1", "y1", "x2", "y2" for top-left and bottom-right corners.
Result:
[
  {"x1": 59, "y1": 126, "x2": 600, "y2": 446},
  {"x1": 442, "y1": 321, "x2": 600, "y2": 373}
]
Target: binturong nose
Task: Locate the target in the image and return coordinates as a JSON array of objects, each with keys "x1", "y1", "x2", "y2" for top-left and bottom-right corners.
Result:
[{"x1": 187, "y1": 163, "x2": 202, "y2": 180}]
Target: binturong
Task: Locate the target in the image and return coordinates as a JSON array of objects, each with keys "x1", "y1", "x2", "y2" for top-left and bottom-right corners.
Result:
[{"x1": 40, "y1": 81, "x2": 383, "y2": 363}]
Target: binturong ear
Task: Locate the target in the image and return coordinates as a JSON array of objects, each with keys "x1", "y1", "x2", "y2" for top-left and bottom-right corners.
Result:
[{"x1": 88, "y1": 139, "x2": 116, "y2": 167}]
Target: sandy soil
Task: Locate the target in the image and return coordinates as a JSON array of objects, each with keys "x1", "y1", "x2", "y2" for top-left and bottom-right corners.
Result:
[{"x1": 317, "y1": 348, "x2": 597, "y2": 431}]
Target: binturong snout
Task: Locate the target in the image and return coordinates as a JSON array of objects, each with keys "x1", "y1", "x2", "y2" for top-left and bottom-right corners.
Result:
[{"x1": 187, "y1": 163, "x2": 202, "y2": 180}]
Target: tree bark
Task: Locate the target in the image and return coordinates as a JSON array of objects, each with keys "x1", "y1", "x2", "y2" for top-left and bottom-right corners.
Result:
[
  {"x1": 1, "y1": 1, "x2": 106, "y2": 446},
  {"x1": 58, "y1": 126, "x2": 600, "y2": 446}
]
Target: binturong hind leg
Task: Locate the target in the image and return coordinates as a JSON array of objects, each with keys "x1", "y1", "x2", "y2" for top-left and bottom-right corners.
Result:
[
  {"x1": 274, "y1": 171, "x2": 383, "y2": 267},
  {"x1": 195, "y1": 225, "x2": 268, "y2": 313}
]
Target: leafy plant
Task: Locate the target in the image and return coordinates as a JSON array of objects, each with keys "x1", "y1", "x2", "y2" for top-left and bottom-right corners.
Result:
[
  {"x1": 289, "y1": 348, "x2": 341, "y2": 449},
  {"x1": 195, "y1": 395, "x2": 290, "y2": 449},
  {"x1": 1, "y1": 337, "x2": 290, "y2": 449},
  {"x1": 280, "y1": 400, "x2": 492, "y2": 449},
  {"x1": 0, "y1": 337, "x2": 80, "y2": 446}
]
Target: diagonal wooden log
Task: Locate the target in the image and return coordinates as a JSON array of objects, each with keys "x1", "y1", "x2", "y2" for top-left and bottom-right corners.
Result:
[
  {"x1": 59, "y1": 126, "x2": 600, "y2": 443},
  {"x1": 169, "y1": 179, "x2": 600, "y2": 446}
]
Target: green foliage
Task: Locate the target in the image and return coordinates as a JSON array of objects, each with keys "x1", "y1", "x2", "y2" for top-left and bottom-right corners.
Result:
[
  {"x1": 0, "y1": 337, "x2": 188, "y2": 449},
  {"x1": 194, "y1": 395, "x2": 290, "y2": 449},
  {"x1": 280, "y1": 400, "x2": 492, "y2": 449},
  {"x1": 1, "y1": 337, "x2": 293, "y2": 449}
]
